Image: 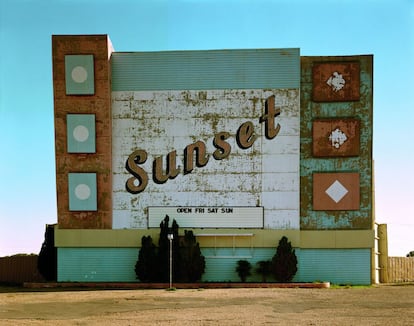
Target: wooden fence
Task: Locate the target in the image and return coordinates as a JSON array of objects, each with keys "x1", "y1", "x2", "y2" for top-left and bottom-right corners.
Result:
[
  {"x1": 387, "y1": 257, "x2": 414, "y2": 283},
  {"x1": 0, "y1": 255, "x2": 45, "y2": 284}
]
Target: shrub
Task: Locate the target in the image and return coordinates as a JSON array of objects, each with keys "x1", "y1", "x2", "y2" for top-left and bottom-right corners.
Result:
[
  {"x1": 179, "y1": 230, "x2": 205, "y2": 282},
  {"x1": 134, "y1": 215, "x2": 205, "y2": 283},
  {"x1": 236, "y1": 260, "x2": 252, "y2": 282},
  {"x1": 271, "y1": 236, "x2": 297, "y2": 282},
  {"x1": 135, "y1": 236, "x2": 158, "y2": 282},
  {"x1": 256, "y1": 260, "x2": 272, "y2": 282}
]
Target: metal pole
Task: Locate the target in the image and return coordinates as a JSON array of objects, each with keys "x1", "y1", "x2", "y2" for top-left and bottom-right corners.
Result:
[{"x1": 168, "y1": 233, "x2": 173, "y2": 289}]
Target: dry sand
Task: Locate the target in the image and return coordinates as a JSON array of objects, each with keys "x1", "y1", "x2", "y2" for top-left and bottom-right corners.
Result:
[{"x1": 1, "y1": 285, "x2": 413, "y2": 325}]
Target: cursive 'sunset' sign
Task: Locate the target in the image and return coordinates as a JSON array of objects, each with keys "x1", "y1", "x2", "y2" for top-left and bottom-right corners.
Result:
[{"x1": 125, "y1": 95, "x2": 280, "y2": 194}]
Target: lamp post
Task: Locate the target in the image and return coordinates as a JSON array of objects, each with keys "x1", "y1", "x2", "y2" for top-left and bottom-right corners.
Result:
[{"x1": 167, "y1": 233, "x2": 174, "y2": 289}]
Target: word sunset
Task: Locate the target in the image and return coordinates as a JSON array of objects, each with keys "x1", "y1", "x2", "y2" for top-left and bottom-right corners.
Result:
[{"x1": 125, "y1": 95, "x2": 281, "y2": 194}]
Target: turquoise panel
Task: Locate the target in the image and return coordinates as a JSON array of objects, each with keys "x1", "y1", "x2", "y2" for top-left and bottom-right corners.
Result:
[
  {"x1": 57, "y1": 247, "x2": 370, "y2": 284},
  {"x1": 201, "y1": 248, "x2": 285, "y2": 282},
  {"x1": 297, "y1": 249, "x2": 371, "y2": 285},
  {"x1": 65, "y1": 55, "x2": 95, "y2": 95},
  {"x1": 67, "y1": 114, "x2": 96, "y2": 153},
  {"x1": 58, "y1": 248, "x2": 138, "y2": 282},
  {"x1": 68, "y1": 173, "x2": 97, "y2": 211},
  {"x1": 111, "y1": 48, "x2": 300, "y2": 91}
]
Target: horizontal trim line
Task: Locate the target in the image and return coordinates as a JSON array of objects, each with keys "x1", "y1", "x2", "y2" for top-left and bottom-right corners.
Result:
[{"x1": 55, "y1": 228, "x2": 374, "y2": 249}]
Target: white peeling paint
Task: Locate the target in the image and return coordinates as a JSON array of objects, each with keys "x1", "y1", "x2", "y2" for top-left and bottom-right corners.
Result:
[{"x1": 112, "y1": 89, "x2": 300, "y2": 230}]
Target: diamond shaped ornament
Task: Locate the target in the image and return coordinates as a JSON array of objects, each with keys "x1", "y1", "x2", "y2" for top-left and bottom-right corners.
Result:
[
  {"x1": 313, "y1": 172, "x2": 360, "y2": 210},
  {"x1": 325, "y1": 180, "x2": 348, "y2": 203}
]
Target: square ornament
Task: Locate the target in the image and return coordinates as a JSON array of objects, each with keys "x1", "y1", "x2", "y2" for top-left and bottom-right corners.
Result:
[
  {"x1": 313, "y1": 172, "x2": 360, "y2": 210},
  {"x1": 312, "y1": 62, "x2": 360, "y2": 102},
  {"x1": 313, "y1": 118, "x2": 360, "y2": 157},
  {"x1": 67, "y1": 114, "x2": 96, "y2": 153},
  {"x1": 65, "y1": 55, "x2": 95, "y2": 95},
  {"x1": 68, "y1": 173, "x2": 97, "y2": 211}
]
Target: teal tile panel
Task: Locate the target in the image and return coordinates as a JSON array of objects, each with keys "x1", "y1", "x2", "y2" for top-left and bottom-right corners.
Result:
[
  {"x1": 58, "y1": 248, "x2": 138, "y2": 282},
  {"x1": 68, "y1": 173, "x2": 97, "y2": 211},
  {"x1": 201, "y1": 248, "x2": 284, "y2": 282},
  {"x1": 297, "y1": 248, "x2": 371, "y2": 285},
  {"x1": 111, "y1": 48, "x2": 300, "y2": 91},
  {"x1": 65, "y1": 55, "x2": 95, "y2": 95},
  {"x1": 67, "y1": 114, "x2": 96, "y2": 153},
  {"x1": 57, "y1": 247, "x2": 370, "y2": 284}
]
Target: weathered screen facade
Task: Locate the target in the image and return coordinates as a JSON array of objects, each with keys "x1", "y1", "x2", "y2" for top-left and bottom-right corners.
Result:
[{"x1": 53, "y1": 35, "x2": 374, "y2": 284}]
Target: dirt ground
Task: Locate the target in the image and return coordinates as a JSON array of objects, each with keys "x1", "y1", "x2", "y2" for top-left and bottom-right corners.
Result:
[{"x1": 0, "y1": 285, "x2": 413, "y2": 325}]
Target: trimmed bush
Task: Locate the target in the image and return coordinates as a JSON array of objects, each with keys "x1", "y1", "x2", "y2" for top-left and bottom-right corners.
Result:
[
  {"x1": 236, "y1": 260, "x2": 252, "y2": 282},
  {"x1": 256, "y1": 260, "x2": 272, "y2": 282},
  {"x1": 135, "y1": 236, "x2": 158, "y2": 282},
  {"x1": 135, "y1": 215, "x2": 205, "y2": 283},
  {"x1": 179, "y1": 230, "x2": 205, "y2": 282},
  {"x1": 271, "y1": 236, "x2": 297, "y2": 282}
]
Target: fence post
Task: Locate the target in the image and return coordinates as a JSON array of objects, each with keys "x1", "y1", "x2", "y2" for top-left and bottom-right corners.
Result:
[{"x1": 378, "y1": 224, "x2": 388, "y2": 283}]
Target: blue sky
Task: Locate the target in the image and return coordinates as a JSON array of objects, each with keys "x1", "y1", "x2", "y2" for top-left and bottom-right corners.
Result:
[{"x1": 0, "y1": 0, "x2": 413, "y2": 257}]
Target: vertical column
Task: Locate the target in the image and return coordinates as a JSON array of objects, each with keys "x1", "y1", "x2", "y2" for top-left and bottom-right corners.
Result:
[
  {"x1": 300, "y1": 55, "x2": 373, "y2": 229},
  {"x1": 52, "y1": 35, "x2": 114, "y2": 228},
  {"x1": 378, "y1": 224, "x2": 389, "y2": 283}
]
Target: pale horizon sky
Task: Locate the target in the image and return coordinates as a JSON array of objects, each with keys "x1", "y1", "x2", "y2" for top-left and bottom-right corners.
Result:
[{"x1": 0, "y1": 0, "x2": 413, "y2": 257}]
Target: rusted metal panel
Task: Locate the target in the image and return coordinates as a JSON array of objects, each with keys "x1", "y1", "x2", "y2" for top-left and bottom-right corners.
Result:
[
  {"x1": 312, "y1": 118, "x2": 360, "y2": 157},
  {"x1": 313, "y1": 172, "x2": 360, "y2": 210},
  {"x1": 312, "y1": 62, "x2": 360, "y2": 102},
  {"x1": 300, "y1": 55, "x2": 373, "y2": 230},
  {"x1": 0, "y1": 255, "x2": 45, "y2": 283}
]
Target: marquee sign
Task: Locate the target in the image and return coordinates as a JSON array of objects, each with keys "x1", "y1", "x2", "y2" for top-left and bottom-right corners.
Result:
[{"x1": 148, "y1": 206, "x2": 264, "y2": 228}]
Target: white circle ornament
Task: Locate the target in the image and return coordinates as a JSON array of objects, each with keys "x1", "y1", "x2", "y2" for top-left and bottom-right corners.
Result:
[
  {"x1": 71, "y1": 66, "x2": 88, "y2": 83},
  {"x1": 74, "y1": 184, "x2": 91, "y2": 200},
  {"x1": 73, "y1": 125, "x2": 89, "y2": 142}
]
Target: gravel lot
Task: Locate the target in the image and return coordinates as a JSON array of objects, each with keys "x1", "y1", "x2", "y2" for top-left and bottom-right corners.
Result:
[{"x1": 1, "y1": 285, "x2": 413, "y2": 325}]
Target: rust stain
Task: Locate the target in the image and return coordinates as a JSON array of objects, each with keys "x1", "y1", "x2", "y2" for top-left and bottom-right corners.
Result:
[
  {"x1": 312, "y1": 62, "x2": 360, "y2": 102},
  {"x1": 312, "y1": 118, "x2": 360, "y2": 157},
  {"x1": 300, "y1": 56, "x2": 373, "y2": 230}
]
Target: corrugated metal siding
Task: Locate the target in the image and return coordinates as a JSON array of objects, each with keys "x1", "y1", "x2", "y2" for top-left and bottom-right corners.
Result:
[
  {"x1": 201, "y1": 248, "x2": 276, "y2": 282},
  {"x1": 111, "y1": 49, "x2": 300, "y2": 91},
  {"x1": 58, "y1": 247, "x2": 370, "y2": 284},
  {"x1": 58, "y1": 248, "x2": 138, "y2": 282},
  {"x1": 0, "y1": 255, "x2": 45, "y2": 283},
  {"x1": 298, "y1": 249, "x2": 371, "y2": 285}
]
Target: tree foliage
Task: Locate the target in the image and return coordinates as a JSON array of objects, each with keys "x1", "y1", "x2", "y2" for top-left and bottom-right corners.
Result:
[
  {"x1": 271, "y1": 236, "x2": 297, "y2": 282},
  {"x1": 235, "y1": 260, "x2": 252, "y2": 282},
  {"x1": 134, "y1": 236, "x2": 158, "y2": 282},
  {"x1": 37, "y1": 224, "x2": 57, "y2": 281},
  {"x1": 179, "y1": 230, "x2": 205, "y2": 282},
  {"x1": 135, "y1": 215, "x2": 205, "y2": 283},
  {"x1": 256, "y1": 260, "x2": 273, "y2": 282}
]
